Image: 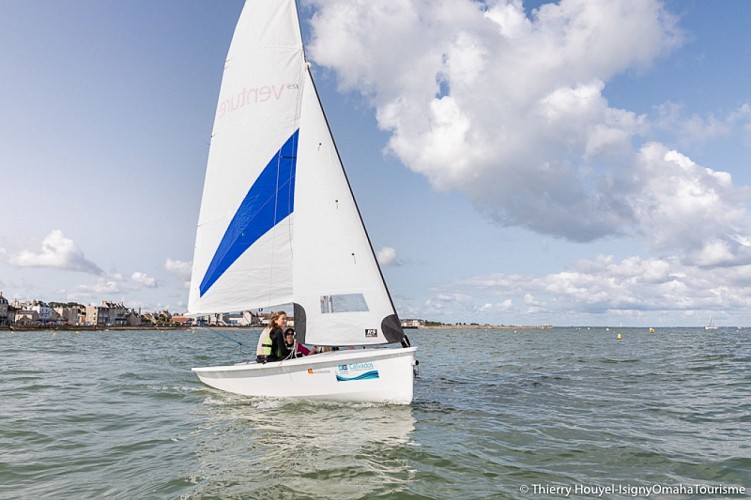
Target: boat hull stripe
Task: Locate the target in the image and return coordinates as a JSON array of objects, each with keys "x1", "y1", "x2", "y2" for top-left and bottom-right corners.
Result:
[{"x1": 336, "y1": 370, "x2": 380, "y2": 382}]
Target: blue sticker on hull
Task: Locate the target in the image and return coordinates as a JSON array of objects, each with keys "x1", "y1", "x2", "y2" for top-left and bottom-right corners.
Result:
[
  {"x1": 200, "y1": 130, "x2": 299, "y2": 296},
  {"x1": 336, "y1": 370, "x2": 380, "y2": 382}
]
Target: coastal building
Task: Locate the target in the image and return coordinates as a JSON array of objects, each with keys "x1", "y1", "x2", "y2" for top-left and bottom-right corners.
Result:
[
  {"x1": 0, "y1": 290, "x2": 183, "y2": 328},
  {"x1": 10, "y1": 300, "x2": 58, "y2": 326},
  {"x1": 29, "y1": 301, "x2": 55, "y2": 324},
  {"x1": 85, "y1": 301, "x2": 141, "y2": 326},
  {"x1": 0, "y1": 293, "x2": 9, "y2": 325},
  {"x1": 53, "y1": 305, "x2": 84, "y2": 326},
  {"x1": 142, "y1": 310, "x2": 172, "y2": 326},
  {"x1": 14, "y1": 309, "x2": 39, "y2": 325},
  {"x1": 124, "y1": 310, "x2": 141, "y2": 326},
  {"x1": 401, "y1": 318, "x2": 424, "y2": 329},
  {"x1": 225, "y1": 311, "x2": 258, "y2": 326},
  {"x1": 195, "y1": 311, "x2": 260, "y2": 327},
  {"x1": 106, "y1": 302, "x2": 129, "y2": 326},
  {"x1": 86, "y1": 303, "x2": 110, "y2": 326},
  {"x1": 171, "y1": 314, "x2": 192, "y2": 326}
]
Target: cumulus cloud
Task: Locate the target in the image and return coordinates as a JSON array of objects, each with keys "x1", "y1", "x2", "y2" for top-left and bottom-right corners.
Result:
[
  {"x1": 629, "y1": 145, "x2": 751, "y2": 263},
  {"x1": 70, "y1": 278, "x2": 123, "y2": 300},
  {"x1": 131, "y1": 272, "x2": 158, "y2": 288},
  {"x1": 420, "y1": 253, "x2": 751, "y2": 324},
  {"x1": 306, "y1": 0, "x2": 751, "y2": 260},
  {"x1": 376, "y1": 246, "x2": 402, "y2": 267},
  {"x1": 165, "y1": 258, "x2": 192, "y2": 287},
  {"x1": 68, "y1": 271, "x2": 160, "y2": 302},
  {"x1": 477, "y1": 299, "x2": 513, "y2": 315},
  {"x1": 6, "y1": 230, "x2": 103, "y2": 275},
  {"x1": 423, "y1": 292, "x2": 474, "y2": 316},
  {"x1": 654, "y1": 102, "x2": 751, "y2": 146}
]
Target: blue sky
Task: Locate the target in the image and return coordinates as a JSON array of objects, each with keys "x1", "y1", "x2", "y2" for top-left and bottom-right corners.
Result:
[{"x1": 1, "y1": 0, "x2": 751, "y2": 327}]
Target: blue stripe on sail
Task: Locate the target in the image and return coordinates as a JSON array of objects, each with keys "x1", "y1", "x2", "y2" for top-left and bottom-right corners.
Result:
[
  {"x1": 336, "y1": 370, "x2": 380, "y2": 382},
  {"x1": 199, "y1": 129, "x2": 299, "y2": 297}
]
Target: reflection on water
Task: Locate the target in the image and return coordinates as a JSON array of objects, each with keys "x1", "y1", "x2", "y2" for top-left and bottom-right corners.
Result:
[{"x1": 187, "y1": 396, "x2": 416, "y2": 498}]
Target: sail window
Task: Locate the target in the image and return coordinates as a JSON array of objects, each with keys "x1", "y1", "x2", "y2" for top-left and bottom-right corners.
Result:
[{"x1": 320, "y1": 294, "x2": 369, "y2": 314}]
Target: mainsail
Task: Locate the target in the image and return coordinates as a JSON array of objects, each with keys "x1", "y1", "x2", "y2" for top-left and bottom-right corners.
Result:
[{"x1": 187, "y1": 0, "x2": 404, "y2": 347}]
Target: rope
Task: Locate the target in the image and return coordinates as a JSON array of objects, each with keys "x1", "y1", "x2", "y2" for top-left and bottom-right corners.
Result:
[
  {"x1": 201, "y1": 327, "x2": 247, "y2": 349},
  {"x1": 283, "y1": 342, "x2": 298, "y2": 360}
]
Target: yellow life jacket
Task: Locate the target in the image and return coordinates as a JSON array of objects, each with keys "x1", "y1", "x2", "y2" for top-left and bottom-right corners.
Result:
[{"x1": 256, "y1": 327, "x2": 273, "y2": 356}]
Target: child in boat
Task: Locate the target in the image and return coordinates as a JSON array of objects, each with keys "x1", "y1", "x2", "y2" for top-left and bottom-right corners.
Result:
[{"x1": 283, "y1": 328, "x2": 310, "y2": 357}]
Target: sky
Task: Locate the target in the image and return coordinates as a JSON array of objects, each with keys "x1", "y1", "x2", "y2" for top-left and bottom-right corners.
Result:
[{"x1": 1, "y1": 0, "x2": 751, "y2": 327}]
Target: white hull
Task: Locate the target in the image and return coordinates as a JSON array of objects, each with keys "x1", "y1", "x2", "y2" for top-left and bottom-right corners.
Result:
[{"x1": 193, "y1": 347, "x2": 417, "y2": 404}]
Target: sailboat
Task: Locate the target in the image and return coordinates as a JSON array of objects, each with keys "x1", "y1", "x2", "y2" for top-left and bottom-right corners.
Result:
[
  {"x1": 704, "y1": 314, "x2": 719, "y2": 330},
  {"x1": 186, "y1": 0, "x2": 417, "y2": 404}
]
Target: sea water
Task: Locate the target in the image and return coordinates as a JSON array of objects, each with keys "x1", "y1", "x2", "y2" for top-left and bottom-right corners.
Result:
[{"x1": 1, "y1": 327, "x2": 749, "y2": 499}]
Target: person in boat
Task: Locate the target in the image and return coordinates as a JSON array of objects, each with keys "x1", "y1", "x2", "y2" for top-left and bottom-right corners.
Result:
[
  {"x1": 269, "y1": 325, "x2": 291, "y2": 360},
  {"x1": 255, "y1": 311, "x2": 287, "y2": 363},
  {"x1": 309, "y1": 346, "x2": 332, "y2": 354},
  {"x1": 283, "y1": 328, "x2": 310, "y2": 358}
]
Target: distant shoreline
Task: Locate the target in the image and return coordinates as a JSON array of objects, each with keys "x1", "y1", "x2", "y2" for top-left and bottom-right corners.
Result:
[
  {"x1": 0, "y1": 324, "x2": 555, "y2": 332},
  {"x1": 416, "y1": 324, "x2": 553, "y2": 330},
  {"x1": 0, "y1": 324, "x2": 189, "y2": 332}
]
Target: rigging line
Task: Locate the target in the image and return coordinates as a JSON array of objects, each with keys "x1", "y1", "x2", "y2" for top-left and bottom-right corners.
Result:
[{"x1": 201, "y1": 327, "x2": 246, "y2": 348}]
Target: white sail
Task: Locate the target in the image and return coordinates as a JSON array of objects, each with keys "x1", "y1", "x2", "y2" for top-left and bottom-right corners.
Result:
[
  {"x1": 705, "y1": 314, "x2": 718, "y2": 330},
  {"x1": 292, "y1": 70, "x2": 401, "y2": 346},
  {"x1": 187, "y1": 0, "x2": 404, "y2": 347},
  {"x1": 188, "y1": 0, "x2": 304, "y2": 315}
]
